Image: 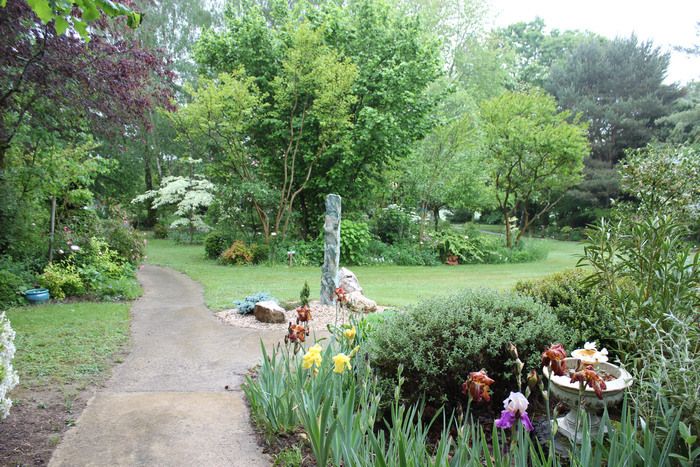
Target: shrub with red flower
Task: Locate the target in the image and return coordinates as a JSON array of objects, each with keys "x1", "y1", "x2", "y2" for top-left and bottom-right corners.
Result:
[
  {"x1": 461, "y1": 370, "x2": 495, "y2": 403},
  {"x1": 541, "y1": 343, "x2": 568, "y2": 376},
  {"x1": 570, "y1": 364, "x2": 607, "y2": 399}
]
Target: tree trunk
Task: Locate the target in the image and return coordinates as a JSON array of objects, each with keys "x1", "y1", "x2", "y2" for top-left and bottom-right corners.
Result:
[
  {"x1": 419, "y1": 201, "x2": 428, "y2": 243},
  {"x1": 48, "y1": 197, "x2": 56, "y2": 262},
  {"x1": 299, "y1": 192, "x2": 310, "y2": 240},
  {"x1": 144, "y1": 150, "x2": 157, "y2": 228},
  {"x1": 433, "y1": 206, "x2": 440, "y2": 231},
  {"x1": 503, "y1": 209, "x2": 512, "y2": 248}
]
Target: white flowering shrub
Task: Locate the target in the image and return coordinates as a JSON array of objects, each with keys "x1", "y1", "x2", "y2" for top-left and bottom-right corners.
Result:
[
  {"x1": 0, "y1": 311, "x2": 19, "y2": 419},
  {"x1": 132, "y1": 166, "x2": 215, "y2": 243}
]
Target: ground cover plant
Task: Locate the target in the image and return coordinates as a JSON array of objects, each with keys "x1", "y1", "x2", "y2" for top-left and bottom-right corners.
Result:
[
  {"x1": 0, "y1": 303, "x2": 131, "y2": 465},
  {"x1": 145, "y1": 237, "x2": 583, "y2": 309}
]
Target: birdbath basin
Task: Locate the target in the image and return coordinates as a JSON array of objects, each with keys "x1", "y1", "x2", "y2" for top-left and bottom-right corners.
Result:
[{"x1": 543, "y1": 357, "x2": 633, "y2": 443}]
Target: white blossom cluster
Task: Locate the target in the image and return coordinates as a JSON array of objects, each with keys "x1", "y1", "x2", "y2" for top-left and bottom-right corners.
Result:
[
  {"x1": 132, "y1": 175, "x2": 216, "y2": 233},
  {"x1": 0, "y1": 312, "x2": 19, "y2": 419}
]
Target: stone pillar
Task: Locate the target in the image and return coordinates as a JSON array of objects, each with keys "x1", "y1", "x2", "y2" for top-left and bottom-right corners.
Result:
[{"x1": 321, "y1": 194, "x2": 341, "y2": 305}]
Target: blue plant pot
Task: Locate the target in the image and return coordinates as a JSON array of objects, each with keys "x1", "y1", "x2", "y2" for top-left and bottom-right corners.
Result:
[{"x1": 24, "y1": 288, "x2": 50, "y2": 304}]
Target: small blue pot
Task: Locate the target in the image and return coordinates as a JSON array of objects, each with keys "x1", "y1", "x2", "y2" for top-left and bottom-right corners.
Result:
[{"x1": 24, "y1": 288, "x2": 50, "y2": 304}]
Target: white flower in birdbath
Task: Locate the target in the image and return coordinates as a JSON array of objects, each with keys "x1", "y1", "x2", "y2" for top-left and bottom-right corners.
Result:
[{"x1": 572, "y1": 341, "x2": 608, "y2": 365}]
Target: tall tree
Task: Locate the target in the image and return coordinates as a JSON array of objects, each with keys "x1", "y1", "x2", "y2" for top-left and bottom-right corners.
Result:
[
  {"x1": 496, "y1": 17, "x2": 589, "y2": 88},
  {"x1": 184, "y1": 23, "x2": 358, "y2": 241},
  {"x1": 194, "y1": 0, "x2": 442, "y2": 235},
  {"x1": 480, "y1": 89, "x2": 589, "y2": 247},
  {"x1": 546, "y1": 35, "x2": 681, "y2": 164},
  {"x1": 656, "y1": 81, "x2": 700, "y2": 146},
  {"x1": 398, "y1": 85, "x2": 488, "y2": 235},
  {"x1": 0, "y1": 1, "x2": 173, "y2": 253},
  {"x1": 0, "y1": 0, "x2": 142, "y2": 38}
]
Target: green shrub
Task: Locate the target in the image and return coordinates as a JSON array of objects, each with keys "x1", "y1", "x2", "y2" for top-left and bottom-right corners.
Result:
[
  {"x1": 582, "y1": 215, "x2": 700, "y2": 433},
  {"x1": 340, "y1": 220, "x2": 372, "y2": 265},
  {"x1": 500, "y1": 239, "x2": 548, "y2": 263},
  {"x1": 369, "y1": 289, "x2": 570, "y2": 406},
  {"x1": 204, "y1": 230, "x2": 234, "y2": 259},
  {"x1": 153, "y1": 223, "x2": 169, "y2": 239},
  {"x1": 286, "y1": 239, "x2": 323, "y2": 266},
  {"x1": 39, "y1": 263, "x2": 85, "y2": 300},
  {"x1": 383, "y1": 243, "x2": 440, "y2": 266},
  {"x1": 219, "y1": 240, "x2": 254, "y2": 265},
  {"x1": 102, "y1": 220, "x2": 145, "y2": 264},
  {"x1": 251, "y1": 242, "x2": 270, "y2": 264},
  {"x1": 0, "y1": 271, "x2": 25, "y2": 309},
  {"x1": 372, "y1": 205, "x2": 417, "y2": 245},
  {"x1": 433, "y1": 230, "x2": 498, "y2": 264},
  {"x1": 515, "y1": 269, "x2": 617, "y2": 348}
]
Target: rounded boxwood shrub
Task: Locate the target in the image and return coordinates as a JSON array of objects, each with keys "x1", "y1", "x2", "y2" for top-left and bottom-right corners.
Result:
[
  {"x1": 204, "y1": 230, "x2": 234, "y2": 259},
  {"x1": 251, "y1": 242, "x2": 270, "y2": 264},
  {"x1": 515, "y1": 269, "x2": 617, "y2": 348},
  {"x1": 369, "y1": 289, "x2": 571, "y2": 407},
  {"x1": 153, "y1": 223, "x2": 169, "y2": 239},
  {"x1": 372, "y1": 205, "x2": 416, "y2": 245}
]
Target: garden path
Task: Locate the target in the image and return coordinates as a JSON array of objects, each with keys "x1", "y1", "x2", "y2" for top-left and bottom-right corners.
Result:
[{"x1": 49, "y1": 265, "x2": 280, "y2": 467}]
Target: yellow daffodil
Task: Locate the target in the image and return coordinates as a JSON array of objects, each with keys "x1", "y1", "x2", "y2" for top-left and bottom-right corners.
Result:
[
  {"x1": 302, "y1": 344, "x2": 323, "y2": 370},
  {"x1": 333, "y1": 353, "x2": 352, "y2": 374},
  {"x1": 343, "y1": 326, "x2": 356, "y2": 341}
]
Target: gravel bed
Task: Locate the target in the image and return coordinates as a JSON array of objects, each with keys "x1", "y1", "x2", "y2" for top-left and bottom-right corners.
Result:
[{"x1": 215, "y1": 300, "x2": 386, "y2": 332}]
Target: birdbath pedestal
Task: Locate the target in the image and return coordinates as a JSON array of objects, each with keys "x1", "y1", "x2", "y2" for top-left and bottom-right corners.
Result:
[{"x1": 543, "y1": 357, "x2": 633, "y2": 443}]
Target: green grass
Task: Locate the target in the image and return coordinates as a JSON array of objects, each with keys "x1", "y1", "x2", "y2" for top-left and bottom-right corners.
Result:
[
  {"x1": 146, "y1": 238, "x2": 584, "y2": 308},
  {"x1": 6, "y1": 302, "x2": 130, "y2": 389}
]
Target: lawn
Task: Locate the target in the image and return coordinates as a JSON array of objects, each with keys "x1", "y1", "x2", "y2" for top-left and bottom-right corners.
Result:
[
  {"x1": 7, "y1": 302, "x2": 130, "y2": 390},
  {"x1": 146, "y1": 238, "x2": 584, "y2": 308},
  {"x1": 1, "y1": 302, "x2": 131, "y2": 465}
]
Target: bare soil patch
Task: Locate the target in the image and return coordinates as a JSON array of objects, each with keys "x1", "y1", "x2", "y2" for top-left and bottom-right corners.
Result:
[{"x1": 0, "y1": 385, "x2": 94, "y2": 466}]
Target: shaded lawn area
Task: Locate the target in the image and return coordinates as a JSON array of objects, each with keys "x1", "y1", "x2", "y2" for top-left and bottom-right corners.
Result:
[
  {"x1": 146, "y1": 238, "x2": 583, "y2": 308},
  {"x1": 1, "y1": 303, "x2": 130, "y2": 466}
]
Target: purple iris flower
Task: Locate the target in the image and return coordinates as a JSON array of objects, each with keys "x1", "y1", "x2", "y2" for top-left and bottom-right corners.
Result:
[{"x1": 495, "y1": 391, "x2": 534, "y2": 432}]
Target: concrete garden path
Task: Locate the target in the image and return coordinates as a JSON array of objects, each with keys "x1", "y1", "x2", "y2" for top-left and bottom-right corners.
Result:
[{"x1": 50, "y1": 265, "x2": 280, "y2": 467}]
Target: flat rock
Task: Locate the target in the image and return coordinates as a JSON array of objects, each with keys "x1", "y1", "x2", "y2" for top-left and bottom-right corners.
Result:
[{"x1": 254, "y1": 300, "x2": 286, "y2": 323}]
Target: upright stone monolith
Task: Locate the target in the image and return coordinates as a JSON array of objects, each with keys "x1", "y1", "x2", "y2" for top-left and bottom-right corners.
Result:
[{"x1": 321, "y1": 194, "x2": 341, "y2": 305}]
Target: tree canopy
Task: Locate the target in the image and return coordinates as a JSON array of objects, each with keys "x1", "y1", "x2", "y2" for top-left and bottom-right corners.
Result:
[
  {"x1": 546, "y1": 35, "x2": 681, "y2": 164},
  {"x1": 480, "y1": 89, "x2": 590, "y2": 246},
  {"x1": 192, "y1": 0, "x2": 442, "y2": 236}
]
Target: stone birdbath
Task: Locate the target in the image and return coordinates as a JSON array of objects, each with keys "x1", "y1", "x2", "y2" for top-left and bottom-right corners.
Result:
[{"x1": 543, "y1": 354, "x2": 633, "y2": 443}]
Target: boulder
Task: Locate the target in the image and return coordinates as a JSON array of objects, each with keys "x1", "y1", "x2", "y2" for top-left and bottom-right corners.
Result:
[
  {"x1": 338, "y1": 267, "x2": 363, "y2": 294},
  {"x1": 347, "y1": 291, "x2": 377, "y2": 313},
  {"x1": 254, "y1": 300, "x2": 286, "y2": 323}
]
